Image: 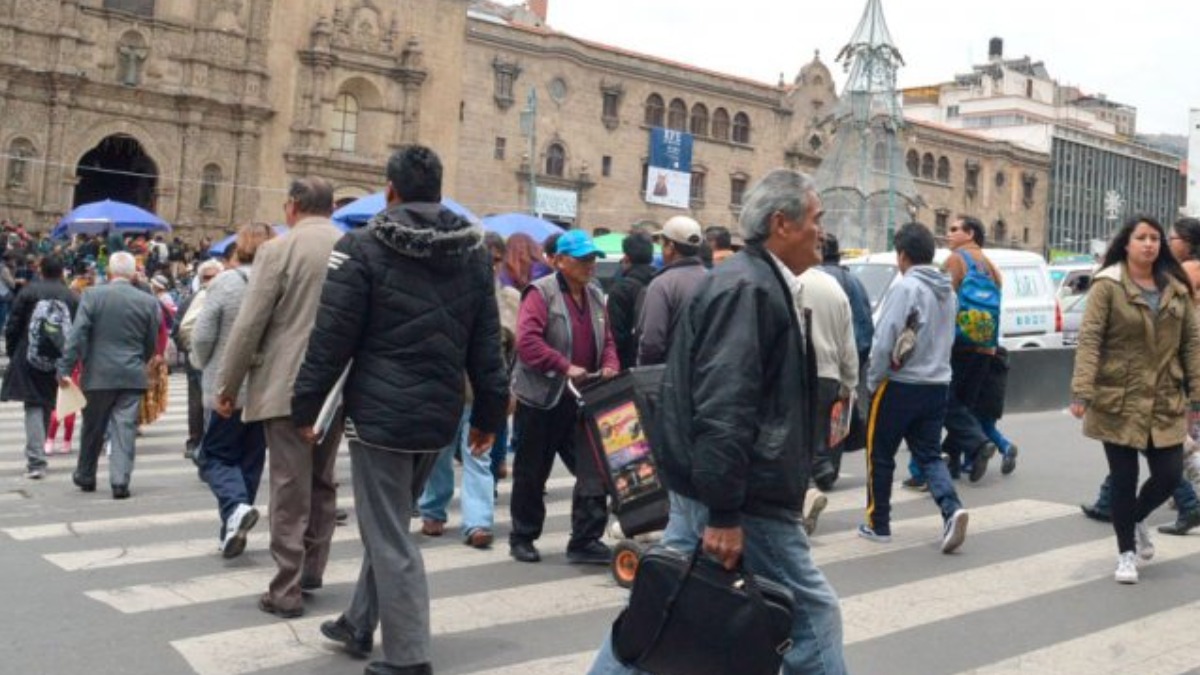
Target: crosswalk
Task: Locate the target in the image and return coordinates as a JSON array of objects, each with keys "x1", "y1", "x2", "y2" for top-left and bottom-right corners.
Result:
[{"x1": 4, "y1": 374, "x2": 1200, "y2": 674}]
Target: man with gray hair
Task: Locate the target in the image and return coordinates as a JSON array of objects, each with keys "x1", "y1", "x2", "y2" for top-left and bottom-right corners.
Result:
[
  {"x1": 589, "y1": 169, "x2": 846, "y2": 674},
  {"x1": 59, "y1": 250, "x2": 161, "y2": 499},
  {"x1": 216, "y1": 177, "x2": 345, "y2": 618}
]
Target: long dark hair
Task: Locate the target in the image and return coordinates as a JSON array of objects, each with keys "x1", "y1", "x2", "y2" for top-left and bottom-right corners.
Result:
[
  {"x1": 1173, "y1": 217, "x2": 1200, "y2": 262},
  {"x1": 1101, "y1": 215, "x2": 1191, "y2": 296}
]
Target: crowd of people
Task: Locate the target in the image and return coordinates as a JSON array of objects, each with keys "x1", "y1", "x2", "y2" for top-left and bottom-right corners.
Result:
[{"x1": 4, "y1": 142, "x2": 1200, "y2": 674}]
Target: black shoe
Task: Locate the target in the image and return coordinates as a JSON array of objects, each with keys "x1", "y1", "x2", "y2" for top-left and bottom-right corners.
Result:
[
  {"x1": 73, "y1": 473, "x2": 96, "y2": 493},
  {"x1": 946, "y1": 453, "x2": 962, "y2": 480},
  {"x1": 566, "y1": 540, "x2": 613, "y2": 565},
  {"x1": 365, "y1": 662, "x2": 432, "y2": 675},
  {"x1": 969, "y1": 442, "x2": 997, "y2": 483},
  {"x1": 814, "y1": 472, "x2": 838, "y2": 492},
  {"x1": 320, "y1": 615, "x2": 373, "y2": 659},
  {"x1": 1080, "y1": 502, "x2": 1112, "y2": 523},
  {"x1": 111, "y1": 485, "x2": 131, "y2": 500},
  {"x1": 1001, "y1": 444, "x2": 1019, "y2": 476},
  {"x1": 509, "y1": 540, "x2": 541, "y2": 563},
  {"x1": 1157, "y1": 509, "x2": 1200, "y2": 535},
  {"x1": 335, "y1": 508, "x2": 349, "y2": 525},
  {"x1": 300, "y1": 576, "x2": 323, "y2": 592}
]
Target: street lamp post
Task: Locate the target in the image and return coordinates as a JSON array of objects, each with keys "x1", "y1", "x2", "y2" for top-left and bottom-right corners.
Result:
[{"x1": 520, "y1": 87, "x2": 538, "y2": 215}]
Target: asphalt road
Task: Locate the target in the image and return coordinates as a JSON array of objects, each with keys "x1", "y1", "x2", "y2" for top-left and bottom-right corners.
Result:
[{"x1": 2, "y1": 375, "x2": 1200, "y2": 675}]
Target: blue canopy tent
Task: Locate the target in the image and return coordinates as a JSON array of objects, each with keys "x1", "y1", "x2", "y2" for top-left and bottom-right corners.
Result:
[
  {"x1": 207, "y1": 225, "x2": 292, "y2": 258},
  {"x1": 52, "y1": 199, "x2": 170, "y2": 239},
  {"x1": 480, "y1": 213, "x2": 564, "y2": 243},
  {"x1": 332, "y1": 193, "x2": 481, "y2": 227}
]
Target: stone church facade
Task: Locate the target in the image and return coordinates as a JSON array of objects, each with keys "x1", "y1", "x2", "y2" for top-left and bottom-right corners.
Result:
[{"x1": 0, "y1": 0, "x2": 1049, "y2": 250}]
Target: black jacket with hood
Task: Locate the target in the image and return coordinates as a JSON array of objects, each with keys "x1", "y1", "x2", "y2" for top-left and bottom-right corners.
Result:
[
  {"x1": 291, "y1": 202, "x2": 508, "y2": 451},
  {"x1": 654, "y1": 243, "x2": 818, "y2": 527}
]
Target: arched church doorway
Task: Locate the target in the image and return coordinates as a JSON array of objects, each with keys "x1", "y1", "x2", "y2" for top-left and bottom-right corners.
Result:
[{"x1": 73, "y1": 134, "x2": 158, "y2": 211}]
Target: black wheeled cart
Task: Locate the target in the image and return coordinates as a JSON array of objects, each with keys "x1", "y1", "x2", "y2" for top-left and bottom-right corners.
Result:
[{"x1": 570, "y1": 366, "x2": 668, "y2": 587}]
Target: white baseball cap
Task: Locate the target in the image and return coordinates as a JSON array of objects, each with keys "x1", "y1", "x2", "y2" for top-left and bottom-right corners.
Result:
[{"x1": 654, "y1": 216, "x2": 703, "y2": 247}]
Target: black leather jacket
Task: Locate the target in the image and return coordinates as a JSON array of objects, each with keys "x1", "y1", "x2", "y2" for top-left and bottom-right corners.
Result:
[{"x1": 654, "y1": 244, "x2": 818, "y2": 527}]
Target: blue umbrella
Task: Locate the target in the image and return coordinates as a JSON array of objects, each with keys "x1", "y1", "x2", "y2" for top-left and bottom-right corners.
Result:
[
  {"x1": 332, "y1": 192, "x2": 480, "y2": 227},
  {"x1": 207, "y1": 225, "x2": 292, "y2": 257},
  {"x1": 52, "y1": 199, "x2": 170, "y2": 239},
  {"x1": 482, "y1": 213, "x2": 564, "y2": 243}
]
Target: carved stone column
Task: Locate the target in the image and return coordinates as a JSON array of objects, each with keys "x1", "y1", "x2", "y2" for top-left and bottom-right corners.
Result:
[
  {"x1": 41, "y1": 84, "x2": 73, "y2": 213},
  {"x1": 231, "y1": 120, "x2": 261, "y2": 224},
  {"x1": 174, "y1": 109, "x2": 203, "y2": 222}
]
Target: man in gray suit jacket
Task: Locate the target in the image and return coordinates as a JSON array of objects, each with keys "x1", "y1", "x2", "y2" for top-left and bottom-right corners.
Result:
[{"x1": 59, "y1": 250, "x2": 161, "y2": 499}]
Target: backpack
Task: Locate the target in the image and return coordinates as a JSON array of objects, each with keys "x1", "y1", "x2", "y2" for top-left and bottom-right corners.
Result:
[
  {"x1": 26, "y1": 298, "x2": 71, "y2": 371},
  {"x1": 955, "y1": 251, "x2": 1001, "y2": 349}
]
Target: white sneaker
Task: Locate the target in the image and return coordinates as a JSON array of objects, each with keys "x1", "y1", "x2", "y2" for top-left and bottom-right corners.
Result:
[
  {"x1": 221, "y1": 504, "x2": 260, "y2": 560},
  {"x1": 1135, "y1": 522, "x2": 1154, "y2": 561},
  {"x1": 941, "y1": 509, "x2": 969, "y2": 554},
  {"x1": 24, "y1": 468, "x2": 45, "y2": 480},
  {"x1": 803, "y1": 488, "x2": 828, "y2": 536},
  {"x1": 1114, "y1": 551, "x2": 1139, "y2": 584}
]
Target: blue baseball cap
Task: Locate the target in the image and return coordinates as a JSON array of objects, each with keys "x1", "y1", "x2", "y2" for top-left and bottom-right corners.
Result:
[{"x1": 555, "y1": 230, "x2": 607, "y2": 259}]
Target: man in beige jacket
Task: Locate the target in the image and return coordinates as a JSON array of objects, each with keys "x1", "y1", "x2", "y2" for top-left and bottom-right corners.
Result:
[{"x1": 215, "y1": 177, "x2": 345, "y2": 618}]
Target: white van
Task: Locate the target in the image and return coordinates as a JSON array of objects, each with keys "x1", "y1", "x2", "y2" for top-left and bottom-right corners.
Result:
[{"x1": 845, "y1": 248, "x2": 1063, "y2": 350}]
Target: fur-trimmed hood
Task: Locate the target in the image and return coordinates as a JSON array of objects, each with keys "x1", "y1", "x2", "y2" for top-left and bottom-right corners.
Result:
[{"x1": 367, "y1": 202, "x2": 483, "y2": 262}]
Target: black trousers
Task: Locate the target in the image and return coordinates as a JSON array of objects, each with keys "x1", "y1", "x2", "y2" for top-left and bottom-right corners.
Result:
[
  {"x1": 1104, "y1": 441, "x2": 1183, "y2": 554},
  {"x1": 509, "y1": 397, "x2": 607, "y2": 549},
  {"x1": 185, "y1": 365, "x2": 204, "y2": 450}
]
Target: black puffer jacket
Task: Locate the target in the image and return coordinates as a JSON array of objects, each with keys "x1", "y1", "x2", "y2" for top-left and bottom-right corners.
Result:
[
  {"x1": 654, "y1": 244, "x2": 818, "y2": 527},
  {"x1": 292, "y1": 202, "x2": 508, "y2": 451}
]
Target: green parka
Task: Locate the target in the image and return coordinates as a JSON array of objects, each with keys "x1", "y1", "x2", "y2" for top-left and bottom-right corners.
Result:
[{"x1": 1071, "y1": 263, "x2": 1200, "y2": 449}]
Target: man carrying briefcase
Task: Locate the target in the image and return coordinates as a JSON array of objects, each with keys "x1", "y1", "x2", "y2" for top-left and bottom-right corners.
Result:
[{"x1": 587, "y1": 170, "x2": 847, "y2": 675}]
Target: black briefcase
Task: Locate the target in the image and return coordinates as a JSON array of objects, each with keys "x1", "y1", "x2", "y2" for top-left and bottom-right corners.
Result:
[{"x1": 611, "y1": 544, "x2": 795, "y2": 675}]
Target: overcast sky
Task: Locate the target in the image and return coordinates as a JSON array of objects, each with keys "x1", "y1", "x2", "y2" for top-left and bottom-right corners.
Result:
[{"x1": 530, "y1": 0, "x2": 1199, "y2": 137}]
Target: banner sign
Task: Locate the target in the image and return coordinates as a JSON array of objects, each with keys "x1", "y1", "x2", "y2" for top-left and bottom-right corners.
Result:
[
  {"x1": 536, "y1": 186, "x2": 577, "y2": 219},
  {"x1": 645, "y1": 128, "x2": 693, "y2": 209}
]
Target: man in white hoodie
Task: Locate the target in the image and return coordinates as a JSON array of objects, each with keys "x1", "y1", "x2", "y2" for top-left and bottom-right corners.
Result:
[{"x1": 859, "y1": 222, "x2": 969, "y2": 554}]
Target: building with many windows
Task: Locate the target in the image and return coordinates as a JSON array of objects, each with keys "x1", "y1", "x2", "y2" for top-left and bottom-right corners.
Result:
[{"x1": 904, "y1": 38, "x2": 1184, "y2": 255}]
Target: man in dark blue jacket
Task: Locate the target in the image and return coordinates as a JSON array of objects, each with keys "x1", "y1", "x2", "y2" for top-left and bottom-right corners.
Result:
[
  {"x1": 588, "y1": 169, "x2": 846, "y2": 675},
  {"x1": 292, "y1": 145, "x2": 507, "y2": 675}
]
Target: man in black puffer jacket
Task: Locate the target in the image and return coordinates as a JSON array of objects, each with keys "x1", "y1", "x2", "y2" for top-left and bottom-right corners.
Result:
[{"x1": 292, "y1": 145, "x2": 507, "y2": 675}]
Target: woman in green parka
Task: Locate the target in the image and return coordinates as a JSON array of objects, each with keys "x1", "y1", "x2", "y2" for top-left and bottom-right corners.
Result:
[{"x1": 1070, "y1": 215, "x2": 1200, "y2": 585}]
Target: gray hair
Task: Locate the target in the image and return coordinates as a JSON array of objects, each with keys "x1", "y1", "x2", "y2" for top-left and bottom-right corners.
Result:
[
  {"x1": 197, "y1": 259, "x2": 224, "y2": 280},
  {"x1": 288, "y1": 177, "x2": 335, "y2": 215},
  {"x1": 738, "y1": 169, "x2": 817, "y2": 244},
  {"x1": 108, "y1": 251, "x2": 136, "y2": 279}
]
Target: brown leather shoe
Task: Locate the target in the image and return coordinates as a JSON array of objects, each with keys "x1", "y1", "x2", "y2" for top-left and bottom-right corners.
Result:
[
  {"x1": 466, "y1": 529, "x2": 494, "y2": 549},
  {"x1": 258, "y1": 592, "x2": 303, "y2": 619},
  {"x1": 420, "y1": 519, "x2": 445, "y2": 537}
]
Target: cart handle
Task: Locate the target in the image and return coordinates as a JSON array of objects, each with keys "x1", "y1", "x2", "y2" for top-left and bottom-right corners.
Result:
[{"x1": 566, "y1": 372, "x2": 601, "y2": 400}]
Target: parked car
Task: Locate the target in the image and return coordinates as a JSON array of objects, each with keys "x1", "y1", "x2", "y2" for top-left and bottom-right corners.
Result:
[
  {"x1": 1060, "y1": 290, "x2": 1089, "y2": 346},
  {"x1": 1049, "y1": 261, "x2": 1097, "y2": 299},
  {"x1": 846, "y1": 247, "x2": 1063, "y2": 350}
]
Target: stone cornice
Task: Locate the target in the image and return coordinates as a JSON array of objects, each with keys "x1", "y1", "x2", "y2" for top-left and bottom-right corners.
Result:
[{"x1": 467, "y1": 22, "x2": 784, "y2": 109}]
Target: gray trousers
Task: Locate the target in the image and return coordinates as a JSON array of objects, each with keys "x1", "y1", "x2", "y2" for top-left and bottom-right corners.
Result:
[
  {"x1": 76, "y1": 389, "x2": 142, "y2": 487},
  {"x1": 262, "y1": 417, "x2": 342, "y2": 611},
  {"x1": 345, "y1": 441, "x2": 438, "y2": 668},
  {"x1": 24, "y1": 404, "x2": 50, "y2": 471}
]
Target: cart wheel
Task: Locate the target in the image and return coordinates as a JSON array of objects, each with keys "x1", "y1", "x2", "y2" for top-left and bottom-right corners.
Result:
[{"x1": 611, "y1": 540, "x2": 642, "y2": 588}]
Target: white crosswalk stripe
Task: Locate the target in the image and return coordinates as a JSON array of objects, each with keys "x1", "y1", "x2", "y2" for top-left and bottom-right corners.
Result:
[{"x1": 6, "y1": 375, "x2": 1200, "y2": 674}]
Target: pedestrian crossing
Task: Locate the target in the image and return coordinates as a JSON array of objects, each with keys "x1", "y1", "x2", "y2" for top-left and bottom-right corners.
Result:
[{"x1": 4, "y1": 375, "x2": 1200, "y2": 674}]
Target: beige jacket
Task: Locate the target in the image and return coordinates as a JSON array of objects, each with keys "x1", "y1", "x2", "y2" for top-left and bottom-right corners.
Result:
[
  {"x1": 1071, "y1": 263, "x2": 1200, "y2": 449},
  {"x1": 216, "y1": 216, "x2": 344, "y2": 422}
]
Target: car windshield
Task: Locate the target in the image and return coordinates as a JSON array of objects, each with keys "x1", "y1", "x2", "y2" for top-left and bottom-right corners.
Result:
[{"x1": 846, "y1": 263, "x2": 898, "y2": 309}]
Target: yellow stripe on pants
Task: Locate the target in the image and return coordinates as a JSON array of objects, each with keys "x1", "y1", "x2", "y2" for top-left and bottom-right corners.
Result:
[{"x1": 865, "y1": 380, "x2": 889, "y2": 527}]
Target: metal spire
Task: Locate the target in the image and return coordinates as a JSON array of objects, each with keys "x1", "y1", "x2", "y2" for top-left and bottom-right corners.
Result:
[{"x1": 813, "y1": 0, "x2": 920, "y2": 253}]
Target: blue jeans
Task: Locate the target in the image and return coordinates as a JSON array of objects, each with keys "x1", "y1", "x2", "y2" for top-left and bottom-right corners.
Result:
[
  {"x1": 489, "y1": 418, "x2": 510, "y2": 480},
  {"x1": 978, "y1": 416, "x2": 1012, "y2": 454},
  {"x1": 199, "y1": 409, "x2": 266, "y2": 539},
  {"x1": 588, "y1": 493, "x2": 847, "y2": 675},
  {"x1": 418, "y1": 407, "x2": 495, "y2": 536}
]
